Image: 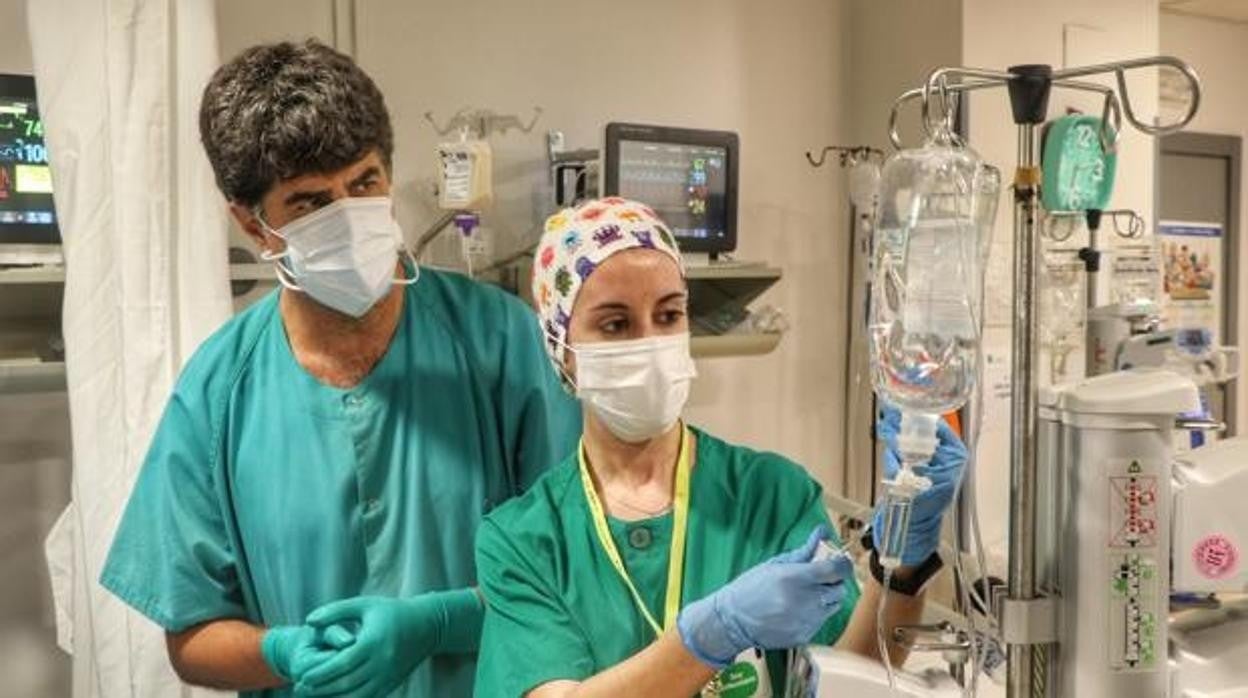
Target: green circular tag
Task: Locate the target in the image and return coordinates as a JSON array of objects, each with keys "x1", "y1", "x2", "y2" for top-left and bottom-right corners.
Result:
[
  {"x1": 1041, "y1": 114, "x2": 1117, "y2": 212},
  {"x1": 716, "y1": 660, "x2": 761, "y2": 698}
]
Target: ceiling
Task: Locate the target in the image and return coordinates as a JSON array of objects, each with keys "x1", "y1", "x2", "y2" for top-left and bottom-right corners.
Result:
[{"x1": 1161, "y1": 0, "x2": 1248, "y2": 24}]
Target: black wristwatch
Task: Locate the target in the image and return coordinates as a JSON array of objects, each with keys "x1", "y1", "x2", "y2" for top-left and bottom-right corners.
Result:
[{"x1": 860, "y1": 528, "x2": 944, "y2": 596}]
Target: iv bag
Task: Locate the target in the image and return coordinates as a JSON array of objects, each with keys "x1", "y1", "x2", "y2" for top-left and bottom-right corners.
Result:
[
  {"x1": 869, "y1": 133, "x2": 999, "y2": 414},
  {"x1": 1040, "y1": 247, "x2": 1087, "y2": 384},
  {"x1": 1111, "y1": 234, "x2": 1163, "y2": 308},
  {"x1": 437, "y1": 139, "x2": 493, "y2": 210},
  {"x1": 848, "y1": 159, "x2": 881, "y2": 211}
]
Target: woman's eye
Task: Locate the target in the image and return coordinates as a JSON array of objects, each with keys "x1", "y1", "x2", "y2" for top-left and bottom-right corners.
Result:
[
  {"x1": 600, "y1": 318, "x2": 627, "y2": 334},
  {"x1": 658, "y1": 309, "x2": 685, "y2": 325}
]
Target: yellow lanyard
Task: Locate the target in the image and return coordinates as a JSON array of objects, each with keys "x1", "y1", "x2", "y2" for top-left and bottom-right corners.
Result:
[{"x1": 578, "y1": 424, "x2": 692, "y2": 637}]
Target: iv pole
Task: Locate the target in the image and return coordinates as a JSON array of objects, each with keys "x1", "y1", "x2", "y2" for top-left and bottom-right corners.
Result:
[{"x1": 886, "y1": 57, "x2": 1201, "y2": 698}]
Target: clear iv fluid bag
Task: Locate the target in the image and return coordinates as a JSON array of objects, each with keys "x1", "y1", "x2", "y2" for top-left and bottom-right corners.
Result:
[{"x1": 869, "y1": 138, "x2": 999, "y2": 415}]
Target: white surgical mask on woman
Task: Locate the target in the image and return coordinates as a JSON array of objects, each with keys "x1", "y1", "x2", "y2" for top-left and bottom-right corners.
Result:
[
  {"x1": 259, "y1": 196, "x2": 417, "y2": 317},
  {"x1": 568, "y1": 333, "x2": 697, "y2": 443}
]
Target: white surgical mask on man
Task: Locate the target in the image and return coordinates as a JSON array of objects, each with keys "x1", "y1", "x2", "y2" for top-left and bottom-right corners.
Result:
[
  {"x1": 568, "y1": 333, "x2": 697, "y2": 443},
  {"x1": 259, "y1": 196, "x2": 416, "y2": 317}
]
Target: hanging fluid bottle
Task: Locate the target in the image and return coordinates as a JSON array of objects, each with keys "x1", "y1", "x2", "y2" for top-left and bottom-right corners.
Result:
[
  {"x1": 868, "y1": 120, "x2": 999, "y2": 575},
  {"x1": 870, "y1": 131, "x2": 998, "y2": 417},
  {"x1": 866, "y1": 115, "x2": 1000, "y2": 697}
]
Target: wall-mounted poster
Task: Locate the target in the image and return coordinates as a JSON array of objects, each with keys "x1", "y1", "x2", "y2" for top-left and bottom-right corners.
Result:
[{"x1": 1158, "y1": 220, "x2": 1223, "y2": 342}]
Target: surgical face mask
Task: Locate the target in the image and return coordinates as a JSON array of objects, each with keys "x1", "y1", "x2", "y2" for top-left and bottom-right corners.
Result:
[
  {"x1": 568, "y1": 333, "x2": 697, "y2": 443},
  {"x1": 259, "y1": 196, "x2": 417, "y2": 318}
]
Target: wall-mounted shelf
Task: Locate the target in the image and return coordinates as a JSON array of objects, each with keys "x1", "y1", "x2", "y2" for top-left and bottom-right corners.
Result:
[
  {"x1": 0, "y1": 262, "x2": 781, "y2": 388},
  {"x1": 229, "y1": 263, "x2": 276, "y2": 281},
  {"x1": 686, "y1": 263, "x2": 782, "y2": 318},
  {"x1": 686, "y1": 262, "x2": 782, "y2": 281},
  {"x1": 685, "y1": 263, "x2": 785, "y2": 359},
  {"x1": 691, "y1": 333, "x2": 782, "y2": 358},
  {"x1": 0, "y1": 264, "x2": 277, "y2": 286},
  {"x1": 502, "y1": 258, "x2": 787, "y2": 359},
  {"x1": 0, "y1": 266, "x2": 66, "y2": 285},
  {"x1": 0, "y1": 360, "x2": 67, "y2": 395}
]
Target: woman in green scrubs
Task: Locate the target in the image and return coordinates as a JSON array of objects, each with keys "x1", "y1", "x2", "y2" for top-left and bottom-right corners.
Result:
[{"x1": 474, "y1": 197, "x2": 967, "y2": 697}]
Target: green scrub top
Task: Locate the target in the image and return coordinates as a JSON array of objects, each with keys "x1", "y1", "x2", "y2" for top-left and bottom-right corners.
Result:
[
  {"x1": 100, "y1": 268, "x2": 580, "y2": 698},
  {"x1": 474, "y1": 428, "x2": 861, "y2": 697}
]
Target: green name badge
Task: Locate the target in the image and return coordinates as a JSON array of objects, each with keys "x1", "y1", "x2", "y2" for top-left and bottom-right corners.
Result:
[
  {"x1": 1041, "y1": 114, "x2": 1117, "y2": 212},
  {"x1": 702, "y1": 648, "x2": 770, "y2": 698},
  {"x1": 716, "y1": 660, "x2": 761, "y2": 698}
]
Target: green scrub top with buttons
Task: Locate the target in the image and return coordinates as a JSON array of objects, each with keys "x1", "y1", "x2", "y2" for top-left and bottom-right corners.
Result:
[
  {"x1": 474, "y1": 427, "x2": 861, "y2": 697},
  {"x1": 99, "y1": 268, "x2": 581, "y2": 698}
]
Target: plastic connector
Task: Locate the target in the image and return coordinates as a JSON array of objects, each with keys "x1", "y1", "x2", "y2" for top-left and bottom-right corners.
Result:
[
  {"x1": 896, "y1": 411, "x2": 940, "y2": 467},
  {"x1": 877, "y1": 412, "x2": 939, "y2": 571}
]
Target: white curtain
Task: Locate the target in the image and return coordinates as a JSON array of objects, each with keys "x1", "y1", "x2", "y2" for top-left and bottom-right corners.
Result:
[{"x1": 28, "y1": 0, "x2": 232, "y2": 695}]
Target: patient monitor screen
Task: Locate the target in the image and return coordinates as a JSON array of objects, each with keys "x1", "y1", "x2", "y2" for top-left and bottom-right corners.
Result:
[
  {"x1": 615, "y1": 140, "x2": 728, "y2": 245},
  {"x1": 0, "y1": 76, "x2": 58, "y2": 244}
]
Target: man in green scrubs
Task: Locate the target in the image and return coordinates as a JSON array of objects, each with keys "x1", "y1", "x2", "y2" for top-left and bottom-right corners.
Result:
[{"x1": 99, "y1": 40, "x2": 578, "y2": 697}]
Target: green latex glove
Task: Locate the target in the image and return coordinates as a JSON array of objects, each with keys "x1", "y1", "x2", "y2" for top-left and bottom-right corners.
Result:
[
  {"x1": 261, "y1": 626, "x2": 332, "y2": 683},
  {"x1": 316, "y1": 623, "x2": 357, "y2": 650},
  {"x1": 295, "y1": 589, "x2": 483, "y2": 697}
]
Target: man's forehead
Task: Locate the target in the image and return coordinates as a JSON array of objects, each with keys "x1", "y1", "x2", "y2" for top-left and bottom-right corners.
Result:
[
  {"x1": 261, "y1": 151, "x2": 387, "y2": 207},
  {"x1": 280, "y1": 152, "x2": 386, "y2": 191}
]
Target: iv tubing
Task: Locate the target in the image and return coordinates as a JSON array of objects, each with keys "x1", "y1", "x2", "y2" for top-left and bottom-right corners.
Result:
[
  {"x1": 876, "y1": 407, "x2": 989, "y2": 698},
  {"x1": 875, "y1": 411, "x2": 938, "y2": 697},
  {"x1": 878, "y1": 567, "x2": 897, "y2": 692}
]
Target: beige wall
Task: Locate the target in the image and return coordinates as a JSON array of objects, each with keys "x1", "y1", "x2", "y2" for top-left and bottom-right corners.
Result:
[
  {"x1": 216, "y1": 0, "x2": 334, "y2": 58},
  {"x1": 0, "y1": 0, "x2": 33, "y2": 74},
  {"x1": 1161, "y1": 10, "x2": 1248, "y2": 437},
  {"x1": 215, "y1": 0, "x2": 858, "y2": 489},
  {"x1": 842, "y1": 0, "x2": 961, "y2": 501},
  {"x1": 848, "y1": 0, "x2": 962, "y2": 150}
]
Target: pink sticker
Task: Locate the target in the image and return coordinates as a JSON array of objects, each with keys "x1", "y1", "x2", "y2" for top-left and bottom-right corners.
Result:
[{"x1": 1193, "y1": 535, "x2": 1239, "y2": 580}]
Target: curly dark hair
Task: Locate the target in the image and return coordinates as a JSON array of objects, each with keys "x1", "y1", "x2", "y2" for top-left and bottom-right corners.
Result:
[{"x1": 199, "y1": 40, "x2": 394, "y2": 206}]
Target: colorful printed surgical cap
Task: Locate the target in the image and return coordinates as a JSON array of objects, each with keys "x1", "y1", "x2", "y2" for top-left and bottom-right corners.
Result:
[{"x1": 531, "y1": 196, "x2": 685, "y2": 366}]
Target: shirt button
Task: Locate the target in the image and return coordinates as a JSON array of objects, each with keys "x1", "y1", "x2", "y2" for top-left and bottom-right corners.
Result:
[
  {"x1": 364, "y1": 498, "x2": 380, "y2": 512},
  {"x1": 345, "y1": 394, "x2": 363, "y2": 408},
  {"x1": 628, "y1": 527, "x2": 652, "y2": 550}
]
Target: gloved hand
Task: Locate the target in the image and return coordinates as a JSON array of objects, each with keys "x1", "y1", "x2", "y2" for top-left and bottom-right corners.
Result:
[
  {"x1": 676, "y1": 526, "x2": 854, "y2": 670},
  {"x1": 315, "y1": 623, "x2": 357, "y2": 651},
  {"x1": 261, "y1": 626, "x2": 336, "y2": 684},
  {"x1": 294, "y1": 589, "x2": 483, "y2": 697},
  {"x1": 872, "y1": 406, "x2": 969, "y2": 566}
]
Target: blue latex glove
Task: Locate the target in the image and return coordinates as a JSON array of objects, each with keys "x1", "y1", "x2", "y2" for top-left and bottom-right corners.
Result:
[
  {"x1": 261, "y1": 626, "x2": 336, "y2": 684},
  {"x1": 294, "y1": 589, "x2": 482, "y2": 697},
  {"x1": 676, "y1": 526, "x2": 855, "y2": 670},
  {"x1": 872, "y1": 406, "x2": 969, "y2": 565}
]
